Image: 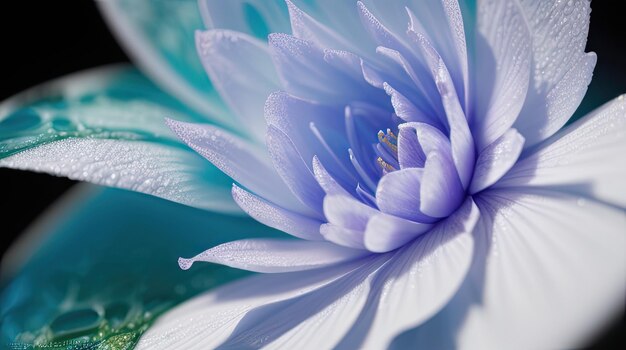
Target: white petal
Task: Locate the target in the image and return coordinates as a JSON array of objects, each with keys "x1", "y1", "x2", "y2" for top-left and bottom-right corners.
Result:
[
  {"x1": 414, "y1": 191, "x2": 626, "y2": 349},
  {"x1": 498, "y1": 95, "x2": 626, "y2": 208},
  {"x1": 403, "y1": 189, "x2": 626, "y2": 350},
  {"x1": 514, "y1": 0, "x2": 594, "y2": 147},
  {"x1": 0, "y1": 66, "x2": 239, "y2": 213},
  {"x1": 515, "y1": 52, "x2": 597, "y2": 147},
  {"x1": 195, "y1": 30, "x2": 280, "y2": 142},
  {"x1": 343, "y1": 198, "x2": 478, "y2": 349},
  {"x1": 0, "y1": 138, "x2": 238, "y2": 213},
  {"x1": 474, "y1": 0, "x2": 531, "y2": 150},
  {"x1": 137, "y1": 257, "x2": 384, "y2": 349},
  {"x1": 178, "y1": 239, "x2": 367, "y2": 273},
  {"x1": 469, "y1": 128, "x2": 525, "y2": 194}
]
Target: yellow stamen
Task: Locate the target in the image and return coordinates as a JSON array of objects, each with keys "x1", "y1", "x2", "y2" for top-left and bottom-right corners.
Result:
[{"x1": 377, "y1": 157, "x2": 396, "y2": 172}]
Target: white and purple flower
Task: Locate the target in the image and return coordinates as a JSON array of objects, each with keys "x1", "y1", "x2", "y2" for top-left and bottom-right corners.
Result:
[{"x1": 2, "y1": 0, "x2": 625, "y2": 349}]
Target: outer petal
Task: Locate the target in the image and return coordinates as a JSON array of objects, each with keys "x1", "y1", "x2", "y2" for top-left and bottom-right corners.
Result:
[
  {"x1": 195, "y1": 30, "x2": 280, "y2": 143},
  {"x1": 137, "y1": 257, "x2": 386, "y2": 349},
  {"x1": 514, "y1": 0, "x2": 595, "y2": 147},
  {"x1": 0, "y1": 66, "x2": 238, "y2": 213},
  {"x1": 396, "y1": 189, "x2": 626, "y2": 349},
  {"x1": 341, "y1": 198, "x2": 478, "y2": 349},
  {"x1": 474, "y1": 0, "x2": 531, "y2": 150},
  {"x1": 98, "y1": 0, "x2": 233, "y2": 127},
  {"x1": 497, "y1": 95, "x2": 626, "y2": 208},
  {"x1": 139, "y1": 201, "x2": 478, "y2": 349},
  {"x1": 178, "y1": 239, "x2": 367, "y2": 273},
  {"x1": 165, "y1": 119, "x2": 308, "y2": 214}
]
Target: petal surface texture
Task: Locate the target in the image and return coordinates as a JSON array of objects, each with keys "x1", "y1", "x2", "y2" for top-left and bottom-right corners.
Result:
[{"x1": 0, "y1": 66, "x2": 239, "y2": 213}]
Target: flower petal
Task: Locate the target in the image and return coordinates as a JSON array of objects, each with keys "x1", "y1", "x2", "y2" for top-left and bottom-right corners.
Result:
[
  {"x1": 231, "y1": 185, "x2": 324, "y2": 241},
  {"x1": 195, "y1": 29, "x2": 280, "y2": 142},
  {"x1": 473, "y1": 0, "x2": 531, "y2": 150},
  {"x1": 137, "y1": 257, "x2": 381, "y2": 349},
  {"x1": 397, "y1": 126, "x2": 426, "y2": 169},
  {"x1": 420, "y1": 151, "x2": 464, "y2": 218},
  {"x1": 515, "y1": 52, "x2": 597, "y2": 147},
  {"x1": 165, "y1": 119, "x2": 307, "y2": 213},
  {"x1": 469, "y1": 128, "x2": 525, "y2": 194},
  {"x1": 0, "y1": 66, "x2": 238, "y2": 213},
  {"x1": 363, "y1": 213, "x2": 433, "y2": 253},
  {"x1": 398, "y1": 189, "x2": 626, "y2": 349},
  {"x1": 265, "y1": 91, "x2": 354, "y2": 187},
  {"x1": 376, "y1": 168, "x2": 436, "y2": 223},
  {"x1": 341, "y1": 198, "x2": 478, "y2": 349},
  {"x1": 497, "y1": 95, "x2": 626, "y2": 208},
  {"x1": 178, "y1": 239, "x2": 368, "y2": 273},
  {"x1": 98, "y1": 0, "x2": 233, "y2": 127},
  {"x1": 514, "y1": 0, "x2": 594, "y2": 147},
  {"x1": 323, "y1": 195, "x2": 377, "y2": 231},
  {"x1": 266, "y1": 125, "x2": 326, "y2": 217},
  {"x1": 268, "y1": 33, "x2": 371, "y2": 104}
]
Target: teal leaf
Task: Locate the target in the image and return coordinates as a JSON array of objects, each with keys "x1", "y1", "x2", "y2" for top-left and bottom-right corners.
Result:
[
  {"x1": 0, "y1": 185, "x2": 284, "y2": 349},
  {"x1": 0, "y1": 65, "x2": 240, "y2": 214}
]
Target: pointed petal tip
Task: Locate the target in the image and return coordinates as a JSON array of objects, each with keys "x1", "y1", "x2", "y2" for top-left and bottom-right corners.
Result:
[{"x1": 178, "y1": 256, "x2": 194, "y2": 270}]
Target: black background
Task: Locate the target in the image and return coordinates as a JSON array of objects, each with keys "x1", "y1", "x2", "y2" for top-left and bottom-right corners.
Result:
[{"x1": 0, "y1": 1, "x2": 623, "y2": 348}]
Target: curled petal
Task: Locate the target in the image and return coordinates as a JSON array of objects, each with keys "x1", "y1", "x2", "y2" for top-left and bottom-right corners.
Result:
[{"x1": 179, "y1": 239, "x2": 367, "y2": 273}]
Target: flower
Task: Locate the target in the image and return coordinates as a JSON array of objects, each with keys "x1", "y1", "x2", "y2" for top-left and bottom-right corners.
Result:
[{"x1": 1, "y1": 0, "x2": 625, "y2": 349}]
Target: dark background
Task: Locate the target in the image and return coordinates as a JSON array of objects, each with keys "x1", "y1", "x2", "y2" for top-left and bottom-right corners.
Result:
[{"x1": 0, "y1": 1, "x2": 623, "y2": 348}]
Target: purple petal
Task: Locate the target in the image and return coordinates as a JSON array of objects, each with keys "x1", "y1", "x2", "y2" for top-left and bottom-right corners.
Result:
[
  {"x1": 266, "y1": 125, "x2": 325, "y2": 217},
  {"x1": 268, "y1": 33, "x2": 364, "y2": 104},
  {"x1": 323, "y1": 194, "x2": 377, "y2": 231},
  {"x1": 320, "y1": 223, "x2": 366, "y2": 249},
  {"x1": 312, "y1": 156, "x2": 352, "y2": 196},
  {"x1": 265, "y1": 91, "x2": 354, "y2": 186},
  {"x1": 397, "y1": 126, "x2": 426, "y2": 168},
  {"x1": 376, "y1": 168, "x2": 437, "y2": 223},
  {"x1": 410, "y1": 31, "x2": 475, "y2": 188},
  {"x1": 286, "y1": 0, "x2": 355, "y2": 51},
  {"x1": 364, "y1": 213, "x2": 433, "y2": 252},
  {"x1": 420, "y1": 151, "x2": 464, "y2": 218}
]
